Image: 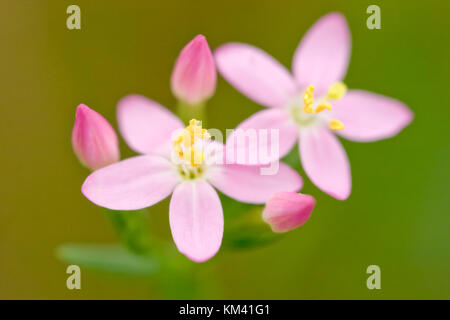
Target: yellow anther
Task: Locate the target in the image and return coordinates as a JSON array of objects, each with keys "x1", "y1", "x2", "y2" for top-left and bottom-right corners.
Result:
[
  {"x1": 174, "y1": 143, "x2": 183, "y2": 157},
  {"x1": 182, "y1": 146, "x2": 204, "y2": 166},
  {"x1": 182, "y1": 130, "x2": 192, "y2": 148},
  {"x1": 303, "y1": 105, "x2": 314, "y2": 114},
  {"x1": 315, "y1": 101, "x2": 332, "y2": 113},
  {"x1": 173, "y1": 134, "x2": 183, "y2": 145},
  {"x1": 173, "y1": 119, "x2": 210, "y2": 166},
  {"x1": 329, "y1": 119, "x2": 344, "y2": 130},
  {"x1": 193, "y1": 148, "x2": 205, "y2": 166},
  {"x1": 327, "y1": 82, "x2": 347, "y2": 100},
  {"x1": 201, "y1": 128, "x2": 210, "y2": 139},
  {"x1": 303, "y1": 85, "x2": 315, "y2": 114}
]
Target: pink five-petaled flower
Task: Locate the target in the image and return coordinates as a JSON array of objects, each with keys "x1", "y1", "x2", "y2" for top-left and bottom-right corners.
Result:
[
  {"x1": 215, "y1": 12, "x2": 413, "y2": 200},
  {"x1": 171, "y1": 34, "x2": 217, "y2": 105},
  {"x1": 81, "y1": 95, "x2": 303, "y2": 262},
  {"x1": 72, "y1": 104, "x2": 120, "y2": 171},
  {"x1": 262, "y1": 192, "x2": 315, "y2": 233}
]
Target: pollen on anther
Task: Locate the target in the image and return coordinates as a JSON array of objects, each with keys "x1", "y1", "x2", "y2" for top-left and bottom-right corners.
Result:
[
  {"x1": 303, "y1": 85, "x2": 315, "y2": 114},
  {"x1": 327, "y1": 82, "x2": 347, "y2": 100},
  {"x1": 316, "y1": 101, "x2": 332, "y2": 113},
  {"x1": 329, "y1": 119, "x2": 344, "y2": 130},
  {"x1": 173, "y1": 118, "x2": 210, "y2": 166}
]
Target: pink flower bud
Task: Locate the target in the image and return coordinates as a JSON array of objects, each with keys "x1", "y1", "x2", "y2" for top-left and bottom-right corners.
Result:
[
  {"x1": 171, "y1": 35, "x2": 217, "y2": 105},
  {"x1": 72, "y1": 104, "x2": 120, "y2": 171},
  {"x1": 262, "y1": 192, "x2": 315, "y2": 233}
]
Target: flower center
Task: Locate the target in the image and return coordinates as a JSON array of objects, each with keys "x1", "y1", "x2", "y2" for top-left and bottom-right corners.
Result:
[
  {"x1": 290, "y1": 82, "x2": 347, "y2": 131},
  {"x1": 173, "y1": 119, "x2": 210, "y2": 179}
]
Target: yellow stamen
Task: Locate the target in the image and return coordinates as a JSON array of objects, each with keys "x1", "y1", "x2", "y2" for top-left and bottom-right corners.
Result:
[
  {"x1": 303, "y1": 85, "x2": 315, "y2": 113},
  {"x1": 327, "y1": 82, "x2": 347, "y2": 100},
  {"x1": 173, "y1": 119, "x2": 209, "y2": 166},
  {"x1": 315, "y1": 101, "x2": 332, "y2": 113},
  {"x1": 201, "y1": 128, "x2": 210, "y2": 139},
  {"x1": 182, "y1": 146, "x2": 204, "y2": 166},
  {"x1": 329, "y1": 119, "x2": 344, "y2": 130}
]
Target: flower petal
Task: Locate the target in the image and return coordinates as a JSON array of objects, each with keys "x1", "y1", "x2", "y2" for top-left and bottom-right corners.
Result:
[
  {"x1": 82, "y1": 155, "x2": 179, "y2": 210},
  {"x1": 292, "y1": 12, "x2": 351, "y2": 96},
  {"x1": 208, "y1": 162, "x2": 303, "y2": 204},
  {"x1": 226, "y1": 109, "x2": 299, "y2": 165},
  {"x1": 117, "y1": 95, "x2": 184, "y2": 155},
  {"x1": 169, "y1": 181, "x2": 223, "y2": 262},
  {"x1": 299, "y1": 127, "x2": 351, "y2": 200},
  {"x1": 215, "y1": 43, "x2": 297, "y2": 108},
  {"x1": 331, "y1": 90, "x2": 413, "y2": 142}
]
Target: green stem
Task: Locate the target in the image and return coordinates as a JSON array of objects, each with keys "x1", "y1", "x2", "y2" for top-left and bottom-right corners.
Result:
[
  {"x1": 105, "y1": 209, "x2": 154, "y2": 255},
  {"x1": 104, "y1": 209, "x2": 209, "y2": 298},
  {"x1": 176, "y1": 100, "x2": 207, "y2": 125}
]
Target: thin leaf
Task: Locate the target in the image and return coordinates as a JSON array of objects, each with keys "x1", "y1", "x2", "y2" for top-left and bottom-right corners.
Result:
[{"x1": 56, "y1": 243, "x2": 159, "y2": 276}]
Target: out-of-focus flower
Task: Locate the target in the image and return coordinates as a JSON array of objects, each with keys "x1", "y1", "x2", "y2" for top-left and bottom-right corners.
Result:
[
  {"x1": 171, "y1": 35, "x2": 217, "y2": 105},
  {"x1": 81, "y1": 95, "x2": 303, "y2": 262},
  {"x1": 215, "y1": 12, "x2": 413, "y2": 200},
  {"x1": 263, "y1": 192, "x2": 315, "y2": 233},
  {"x1": 72, "y1": 104, "x2": 120, "y2": 171}
]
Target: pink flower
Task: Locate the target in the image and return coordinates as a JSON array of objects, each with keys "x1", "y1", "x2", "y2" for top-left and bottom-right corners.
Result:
[
  {"x1": 81, "y1": 95, "x2": 303, "y2": 262},
  {"x1": 215, "y1": 12, "x2": 413, "y2": 200},
  {"x1": 262, "y1": 192, "x2": 315, "y2": 233},
  {"x1": 72, "y1": 104, "x2": 120, "y2": 171},
  {"x1": 171, "y1": 35, "x2": 217, "y2": 105}
]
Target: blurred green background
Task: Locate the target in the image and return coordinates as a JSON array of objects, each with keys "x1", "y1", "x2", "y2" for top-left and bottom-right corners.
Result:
[{"x1": 1, "y1": 0, "x2": 449, "y2": 299}]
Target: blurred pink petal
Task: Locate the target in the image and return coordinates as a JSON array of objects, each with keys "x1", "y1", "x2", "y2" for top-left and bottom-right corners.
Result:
[
  {"x1": 299, "y1": 127, "x2": 351, "y2": 200},
  {"x1": 208, "y1": 162, "x2": 303, "y2": 204},
  {"x1": 169, "y1": 180, "x2": 223, "y2": 262},
  {"x1": 331, "y1": 90, "x2": 414, "y2": 142},
  {"x1": 263, "y1": 192, "x2": 315, "y2": 232},
  {"x1": 226, "y1": 108, "x2": 299, "y2": 164},
  {"x1": 171, "y1": 35, "x2": 217, "y2": 105},
  {"x1": 117, "y1": 95, "x2": 184, "y2": 156},
  {"x1": 82, "y1": 155, "x2": 179, "y2": 210},
  {"x1": 292, "y1": 12, "x2": 351, "y2": 96},
  {"x1": 72, "y1": 104, "x2": 120, "y2": 171},
  {"x1": 215, "y1": 42, "x2": 297, "y2": 108}
]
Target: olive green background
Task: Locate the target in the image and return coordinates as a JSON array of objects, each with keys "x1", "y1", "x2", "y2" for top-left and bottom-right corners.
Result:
[{"x1": 1, "y1": 0, "x2": 449, "y2": 299}]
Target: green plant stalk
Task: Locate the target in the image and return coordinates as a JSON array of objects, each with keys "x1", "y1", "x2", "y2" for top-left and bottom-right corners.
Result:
[
  {"x1": 105, "y1": 209, "x2": 155, "y2": 255},
  {"x1": 176, "y1": 100, "x2": 207, "y2": 125}
]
